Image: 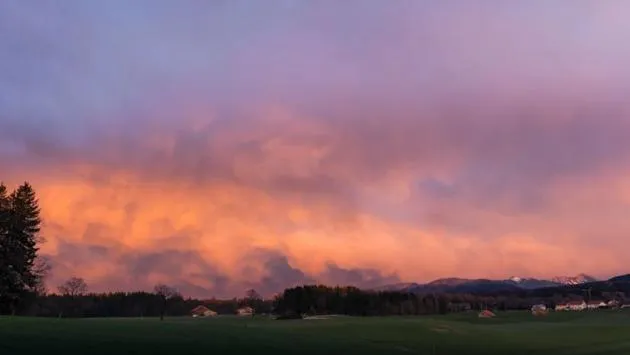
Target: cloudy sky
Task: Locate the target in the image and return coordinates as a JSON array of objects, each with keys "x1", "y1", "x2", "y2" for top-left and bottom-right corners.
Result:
[{"x1": 2, "y1": 0, "x2": 630, "y2": 297}]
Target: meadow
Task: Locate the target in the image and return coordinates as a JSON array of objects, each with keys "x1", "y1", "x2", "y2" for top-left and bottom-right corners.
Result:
[{"x1": 1, "y1": 311, "x2": 629, "y2": 355}]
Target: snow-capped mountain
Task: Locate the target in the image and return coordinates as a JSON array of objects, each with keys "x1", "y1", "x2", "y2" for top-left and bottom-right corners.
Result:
[
  {"x1": 373, "y1": 273, "x2": 600, "y2": 293},
  {"x1": 505, "y1": 276, "x2": 559, "y2": 289},
  {"x1": 551, "y1": 274, "x2": 597, "y2": 285}
]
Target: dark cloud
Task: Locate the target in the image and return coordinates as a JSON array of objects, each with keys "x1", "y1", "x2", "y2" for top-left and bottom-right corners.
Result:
[
  {"x1": 321, "y1": 263, "x2": 400, "y2": 289},
  {"x1": 244, "y1": 249, "x2": 315, "y2": 296},
  {"x1": 50, "y1": 240, "x2": 112, "y2": 269},
  {"x1": 49, "y1": 243, "x2": 403, "y2": 298},
  {"x1": 120, "y1": 250, "x2": 231, "y2": 297},
  {"x1": 46, "y1": 243, "x2": 231, "y2": 297},
  {"x1": 50, "y1": 244, "x2": 394, "y2": 298}
]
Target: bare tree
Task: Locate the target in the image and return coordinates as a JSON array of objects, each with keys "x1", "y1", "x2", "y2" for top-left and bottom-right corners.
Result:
[
  {"x1": 245, "y1": 289, "x2": 262, "y2": 317},
  {"x1": 58, "y1": 276, "x2": 88, "y2": 296},
  {"x1": 32, "y1": 256, "x2": 52, "y2": 295},
  {"x1": 246, "y1": 289, "x2": 261, "y2": 301},
  {"x1": 154, "y1": 283, "x2": 179, "y2": 321},
  {"x1": 57, "y1": 276, "x2": 88, "y2": 318}
]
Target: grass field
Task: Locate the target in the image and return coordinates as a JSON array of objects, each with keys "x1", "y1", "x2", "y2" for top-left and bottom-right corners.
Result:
[{"x1": 2, "y1": 311, "x2": 630, "y2": 355}]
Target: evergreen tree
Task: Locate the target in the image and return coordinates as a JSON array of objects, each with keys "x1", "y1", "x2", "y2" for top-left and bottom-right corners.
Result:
[
  {"x1": 1, "y1": 182, "x2": 42, "y2": 313},
  {"x1": 0, "y1": 182, "x2": 8, "y2": 228},
  {"x1": 0, "y1": 183, "x2": 12, "y2": 307}
]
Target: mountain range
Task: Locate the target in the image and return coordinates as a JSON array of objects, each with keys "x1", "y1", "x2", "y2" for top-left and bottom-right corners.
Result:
[{"x1": 374, "y1": 273, "x2": 601, "y2": 294}]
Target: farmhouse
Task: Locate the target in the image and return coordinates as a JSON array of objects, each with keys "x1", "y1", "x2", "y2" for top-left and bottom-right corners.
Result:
[
  {"x1": 531, "y1": 304, "x2": 546, "y2": 312},
  {"x1": 555, "y1": 304, "x2": 568, "y2": 311},
  {"x1": 478, "y1": 310, "x2": 495, "y2": 318},
  {"x1": 607, "y1": 300, "x2": 621, "y2": 308},
  {"x1": 531, "y1": 304, "x2": 548, "y2": 316},
  {"x1": 555, "y1": 301, "x2": 586, "y2": 311},
  {"x1": 586, "y1": 301, "x2": 607, "y2": 310},
  {"x1": 191, "y1": 305, "x2": 217, "y2": 317},
  {"x1": 237, "y1": 306, "x2": 254, "y2": 316}
]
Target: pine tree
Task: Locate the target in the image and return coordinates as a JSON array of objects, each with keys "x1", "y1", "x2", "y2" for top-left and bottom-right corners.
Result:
[
  {"x1": 0, "y1": 183, "x2": 11, "y2": 307},
  {"x1": 1, "y1": 182, "x2": 42, "y2": 313},
  {"x1": 10, "y1": 182, "x2": 41, "y2": 288}
]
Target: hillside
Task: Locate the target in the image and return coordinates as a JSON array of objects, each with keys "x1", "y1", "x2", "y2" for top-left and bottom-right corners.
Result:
[
  {"x1": 374, "y1": 273, "x2": 610, "y2": 295},
  {"x1": 609, "y1": 274, "x2": 630, "y2": 282}
]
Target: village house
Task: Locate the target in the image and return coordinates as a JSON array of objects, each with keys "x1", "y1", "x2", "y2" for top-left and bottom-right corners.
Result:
[
  {"x1": 237, "y1": 306, "x2": 254, "y2": 316},
  {"x1": 586, "y1": 301, "x2": 607, "y2": 310},
  {"x1": 531, "y1": 304, "x2": 548, "y2": 316},
  {"x1": 191, "y1": 305, "x2": 217, "y2": 317},
  {"x1": 555, "y1": 300, "x2": 586, "y2": 311},
  {"x1": 607, "y1": 300, "x2": 620, "y2": 308},
  {"x1": 478, "y1": 310, "x2": 496, "y2": 318},
  {"x1": 531, "y1": 304, "x2": 547, "y2": 311},
  {"x1": 555, "y1": 303, "x2": 568, "y2": 311}
]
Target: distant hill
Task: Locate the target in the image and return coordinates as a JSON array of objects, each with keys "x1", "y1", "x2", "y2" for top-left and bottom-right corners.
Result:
[
  {"x1": 371, "y1": 283, "x2": 421, "y2": 292},
  {"x1": 426, "y1": 278, "x2": 473, "y2": 287},
  {"x1": 504, "y1": 277, "x2": 560, "y2": 290},
  {"x1": 609, "y1": 274, "x2": 630, "y2": 282},
  {"x1": 375, "y1": 278, "x2": 537, "y2": 294},
  {"x1": 374, "y1": 273, "x2": 601, "y2": 294},
  {"x1": 446, "y1": 279, "x2": 523, "y2": 294}
]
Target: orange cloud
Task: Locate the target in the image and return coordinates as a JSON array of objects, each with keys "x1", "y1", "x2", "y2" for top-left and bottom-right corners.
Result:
[{"x1": 2, "y1": 103, "x2": 629, "y2": 297}]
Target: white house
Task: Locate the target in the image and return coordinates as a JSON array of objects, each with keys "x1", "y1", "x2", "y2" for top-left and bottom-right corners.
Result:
[
  {"x1": 531, "y1": 304, "x2": 547, "y2": 312},
  {"x1": 556, "y1": 301, "x2": 586, "y2": 311},
  {"x1": 607, "y1": 300, "x2": 620, "y2": 308},
  {"x1": 531, "y1": 304, "x2": 547, "y2": 316},
  {"x1": 191, "y1": 305, "x2": 217, "y2": 317},
  {"x1": 237, "y1": 306, "x2": 254, "y2": 316},
  {"x1": 586, "y1": 301, "x2": 607, "y2": 310},
  {"x1": 555, "y1": 304, "x2": 568, "y2": 311},
  {"x1": 568, "y1": 301, "x2": 587, "y2": 311}
]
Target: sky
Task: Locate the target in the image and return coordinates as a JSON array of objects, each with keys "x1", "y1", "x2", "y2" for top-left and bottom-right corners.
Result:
[{"x1": 2, "y1": 0, "x2": 630, "y2": 298}]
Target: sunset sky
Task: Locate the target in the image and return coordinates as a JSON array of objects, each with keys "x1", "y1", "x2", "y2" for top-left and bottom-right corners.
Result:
[{"x1": 2, "y1": 1, "x2": 630, "y2": 298}]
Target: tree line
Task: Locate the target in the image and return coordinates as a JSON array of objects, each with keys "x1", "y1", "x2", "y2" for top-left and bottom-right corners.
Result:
[
  {"x1": 272, "y1": 283, "x2": 629, "y2": 317},
  {"x1": 273, "y1": 285, "x2": 503, "y2": 316},
  {"x1": 23, "y1": 288, "x2": 273, "y2": 318},
  {"x1": 15, "y1": 280, "x2": 629, "y2": 318}
]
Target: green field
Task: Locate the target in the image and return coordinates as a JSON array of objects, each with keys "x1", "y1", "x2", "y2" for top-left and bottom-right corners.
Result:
[{"x1": 2, "y1": 311, "x2": 630, "y2": 355}]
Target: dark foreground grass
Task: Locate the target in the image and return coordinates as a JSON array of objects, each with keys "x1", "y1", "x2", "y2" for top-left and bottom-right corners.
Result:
[{"x1": 1, "y1": 311, "x2": 630, "y2": 355}]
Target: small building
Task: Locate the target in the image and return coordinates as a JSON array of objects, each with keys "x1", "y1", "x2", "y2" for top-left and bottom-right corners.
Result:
[
  {"x1": 531, "y1": 304, "x2": 547, "y2": 316},
  {"x1": 478, "y1": 310, "x2": 496, "y2": 318},
  {"x1": 607, "y1": 300, "x2": 620, "y2": 308},
  {"x1": 555, "y1": 303, "x2": 568, "y2": 311},
  {"x1": 621, "y1": 303, "x2": 630, "y2": 309},
  {"x1": 556, "y1": 301, "x2": 586, "y2": 311},
  {"x1": 237, "y1": 306, "x2": 254, "y2": 316},
  {"x1": 531, "y1": 304, "x2": 546, "y2": 312},
  {"x1": 191, "y1": 305, "x2": 217, "y2": 317},
  {"x1": 586, "y1": 301, "x2": 606, "y2": 310}
]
